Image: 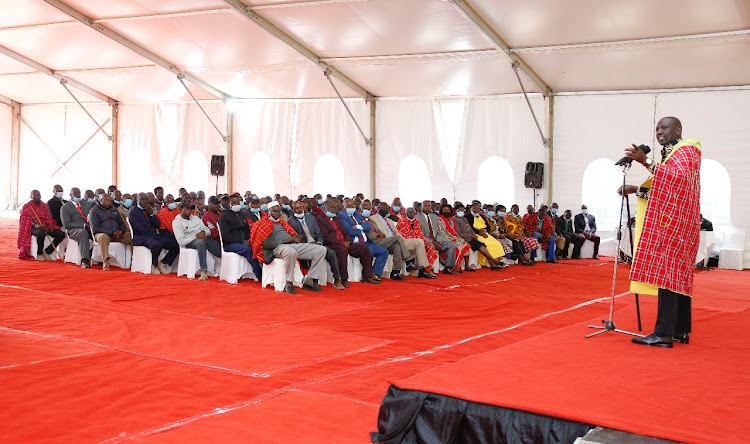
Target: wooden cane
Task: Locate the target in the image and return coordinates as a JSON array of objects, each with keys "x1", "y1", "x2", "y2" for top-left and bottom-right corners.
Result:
[{"x1": 28, "y1": 206, "x2": 64, "y2": 261}]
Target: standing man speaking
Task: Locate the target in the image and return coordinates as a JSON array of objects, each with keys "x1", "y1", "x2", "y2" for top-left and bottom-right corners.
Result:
[{"x1": 619, "y1": 117, "x2": 701, "y2": 348}]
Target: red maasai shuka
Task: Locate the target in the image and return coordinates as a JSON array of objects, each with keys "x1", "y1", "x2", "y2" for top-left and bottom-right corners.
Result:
[
  {"x1": 250, "y1": 215, "x2": 298, "y2": 264},
  {"x1": 156, "y1": 207, "x2": 180, "y2": 233},
  {"x1": 438, "y1": 215, "x2": 472, "y2": 260},
  {"x1": 522, "y1": 213, "x2": 554, "y2": 250},
  {"x1": 17, "y1": 201, "x2": 58, "y2": 248},
  {"x1": 631, "y1": 141, "x2": 702, "y2": 296},
  {"x1": 396, "y1": 217, "x2": 438, "y2": 267}
]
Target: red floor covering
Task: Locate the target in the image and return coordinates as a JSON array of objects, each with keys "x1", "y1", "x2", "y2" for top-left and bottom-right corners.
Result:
[{"x1": 1, "y1": 217, "x2": 746, "y2": 443}]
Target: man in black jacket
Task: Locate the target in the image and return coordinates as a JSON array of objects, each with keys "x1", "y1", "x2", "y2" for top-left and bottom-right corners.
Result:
[
  {"x1": 89, "y1": 193, "x2": 132, "y2": 270},
  {"x1": 219, "y1": 194, "x2": 262, "y2": 279},
  {"x1": 47, "y1": 184, "x2": 66, "y2": 227}
]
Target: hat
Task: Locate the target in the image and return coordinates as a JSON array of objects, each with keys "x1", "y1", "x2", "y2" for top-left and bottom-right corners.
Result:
[
  {"x1": 208, "y1": 196, "x2": 219, "y2": 204},
  {"x1": 267, "y1": 200, "x2": 280, "y2": 209}
]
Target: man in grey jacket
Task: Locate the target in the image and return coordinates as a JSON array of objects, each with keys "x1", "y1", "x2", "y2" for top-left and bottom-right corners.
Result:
[
  {"x1": 60, "y1": 187, "x2": 93, "y2": 268},
  {"x1": 173, "y1": 201, "x2": 222, "y2": 281},
  {"x1": 89, "y1": 193, "x2": 132, "y2": 270},
  {"x1": 417, "y1": 200, "x2": 457, "y2": 273}
]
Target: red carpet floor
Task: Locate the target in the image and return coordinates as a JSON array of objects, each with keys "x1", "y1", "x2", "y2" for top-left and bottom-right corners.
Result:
[{"x1": 1, "y1": 216, "x2": 747, "y2": 443}]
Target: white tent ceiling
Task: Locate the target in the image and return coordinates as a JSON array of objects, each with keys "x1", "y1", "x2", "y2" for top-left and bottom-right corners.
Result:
[{"x1": 0, "y1": 0, "x2": 747, "y2": 105}]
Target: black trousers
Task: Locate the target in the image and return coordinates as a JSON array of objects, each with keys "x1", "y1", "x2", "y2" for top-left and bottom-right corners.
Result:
[
  {"x1": 654, "y1": 288, "x2": 692, "y2": 336},
  {"x1": 31, "y1": 227, "x2": 65, "y2": 255}
]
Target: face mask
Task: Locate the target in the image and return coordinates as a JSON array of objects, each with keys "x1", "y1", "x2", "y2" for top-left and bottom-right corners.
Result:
[
  {"x1": 113, "y1": 200, "x2": 122, "y2": 205},
  {"x1": 109, "y1": 191, "x2": 116, "y2": 198},
  {"x1": 581, "y1": 209, "x2": 589, "y2": 215},
  {"x1": 72, "y1": 197, "x2": 82, "y2": 203},
  {"x1": 406, "y1": 216, "x2": 415, "y2": 222},
  {"x1": 260, "y1": 204, "x2": 268, "y2": 211},
  {"x1": 96, "y1": 194, "x2": 103, "y2": 200},
  {"x1": 87, "y1": 198, "x2": 95, "y2": 203},
  {"x1": 378, "y1": 209, "x2": 389, "y2": 217},
  {"x1": 498, "y1": 212, "x2": 506, "y2": 217},
  {"x1": 442, "y1": 212, "x2": 452, "y2": 218},
  {"x1": 487, "y1": 211, "x2": 495, "y2": 217},
  {"x1": 325, "y1": 211, "x2": 336, "y2": 218},
  {"x1": 250, "y1": 207, "x2": 260, "y2": 214},
  {"x1": 345, "y1": 208, "x2": 356, "y2": 216},
  {"x1": 137, "y1": 204, "x2": 145, "y2": 210},
  {"x1": 219, "y1": 205, "x2": 226, "y2": 211},
  {"x1": 168, "y1": 203, "x2": 178, "y2": 211},
  {"x1": 317, "y1": 199, "x2": 325, "y2": 205},
  {"x1": 231, "y1": 204, "x2": 241, "y2": 212},
  {"x1": 361, "y1": 209, "x2": 371, "y2": 218},
  {"x1": 551, "y1": 208, "x2": 559, "y2": 214},
  {"x1": 471, "y1": 211, "x2": 480, "y2": 217},
  {"x1": 282, "y1": 204, "x2": 291, "y2": 211},
  {"x1": 392, "y1": 205, "x2": 401, "y2": 212},
  {"x1": 55, "y1": 192, "x2": 64, "y2": 199},
  {"x1": 294, "y1": 212, "x2": 305, "y2": 219},
  {"x1": 239, "y1": 201, "x2": 246, "y2": 210},
  {"x1": 456, "y1": 211, "x2": 465, "y2": 217},
  {"x1": 124, "y1": 199, "x2": 133, "y2": 208}
]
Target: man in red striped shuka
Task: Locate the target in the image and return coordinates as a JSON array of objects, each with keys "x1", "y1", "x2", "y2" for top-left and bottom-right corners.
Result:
[{"x1": 620, "y1": 117, "x2": 701, "y2": 348}]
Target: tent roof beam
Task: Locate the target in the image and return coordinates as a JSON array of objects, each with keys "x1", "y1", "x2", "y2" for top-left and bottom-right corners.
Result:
[
  {"x1": 451, "y1": 0, "x2": 551, "y2": 97},
  {"x1": 224, "y1": 0, "x2": 375, "y2": 101},
  {"x1": 42, "y1": 0, "x2": 230, "y2": 101},
  {"x1": 0, "y1": 43, "x2": 116, "y2": 105}
]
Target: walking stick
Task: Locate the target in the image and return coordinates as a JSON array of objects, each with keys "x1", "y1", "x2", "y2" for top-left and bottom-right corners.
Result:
[{"x1": 28, "y1": 206, "x2": 63, "y2": 261}]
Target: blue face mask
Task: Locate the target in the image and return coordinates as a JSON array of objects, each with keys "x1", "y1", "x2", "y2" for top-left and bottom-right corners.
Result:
[
  {"x1": 282, "y1": 204, "x2": 291, "y2": 211},
  {"x1": 471, "y1": 211, "x2": 480, "y2": 217},
  {"x1": 219, "y1": 204, "x2": 226, "y2": 211},
  {"x1": 325, "y1": 210, "x2": 337, "y2": 218},
  {"x1": 250, "y1": 207, "x2": 260, "y2": 213},
  {"x1": 551, "y1": 208, "x2": 559, "y2": 214},
  {"x1": 123, "y1": 199, "x2": 133, "y2": 208},
  {"x1": 392, "y1": 205, "x2": 401, "y2": 212},
  {"x1": 317, "y1": 199, "x2": 325, "y2": 205},
  {"x1": 456, "y1": 211, "x2": 465, "y2": 217},
  {"x1": 345, "y1": 208, "x2": 356, "y2": 216},
  {"x1": 239, "y1": 201, "x2": 246, "y2": 210},
  {"x1": 498, "y1": 211, "x2": 506, "y2": 217},
  {"x1": 113, "y1": 200, "x2": 122, "y2": 205},
  {"x1": 361, "y1": 209, "x2": 371, "y2": 218},
  {"x1": 168, "y1": 203, "x2": 177, "y2": 211},
  {"x1": 582, "y1": 209, "x2": 589, "y2": 215},
  {"x1": 260, "y1": 204, "x2": 268, "y2": 211},
  {"x1": 487, "y1": 211, "x2": 495, "y2": 217},
  {"x1": 87, "y1": 198, "x2": 95, "y2": 203},
  {"x1": 72, "y1": 197, "x2": 82, "y2": 203},
  {"x1": 137, "y1": 204, "x2": 145, "y2": 210}
]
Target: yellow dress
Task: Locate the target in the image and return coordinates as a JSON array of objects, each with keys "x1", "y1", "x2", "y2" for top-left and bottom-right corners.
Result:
[{"x1": 473, "y1": 216, "x2": 505, "y2": 266}]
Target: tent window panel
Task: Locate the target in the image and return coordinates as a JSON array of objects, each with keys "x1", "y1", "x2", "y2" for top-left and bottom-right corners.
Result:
[
  {"x1": 477, "y1": 156, "x2": 514, "y2": 207},
  {"x1": 581, "y1": 158, "x2": 624, "y2": 230},
  {"x1": 398, "y1": 155, "x2": 432, "y2": 205},
  {"x1": 249, "y1": 152, "x2": 275, "y2": 198},
  {"x1": 699, "y1": 159, "x2": 730, "y2": 226},
  {"x1": 182, "y1": 150, "x2": 209, "y2": 194},
  {"x1": 313, "y1": 154, "x2": 345, "y2": 197}
]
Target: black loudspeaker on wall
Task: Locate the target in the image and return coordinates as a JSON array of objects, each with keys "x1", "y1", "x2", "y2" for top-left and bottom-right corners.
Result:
[
  {"x1": 524, "y1": 162, "x2": 544, "y2": 189},
  {"x1": 211, "y1": 155, "x2": 225, "y2": 176}
]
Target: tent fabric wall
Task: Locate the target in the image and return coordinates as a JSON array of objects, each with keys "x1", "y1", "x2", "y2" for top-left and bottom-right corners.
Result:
[
  {"x1": 118, "y1": 103, "x2": 226, "y2": 197},
  {"x1": 552, "y1": 90, "x2": 750, "y2": 265},
  {"x1": 18, "y1": 104, "x2": 112, "y2": 204},
  {"x1": 0, "y1": 103, "x2": 12, "y2": 209}
]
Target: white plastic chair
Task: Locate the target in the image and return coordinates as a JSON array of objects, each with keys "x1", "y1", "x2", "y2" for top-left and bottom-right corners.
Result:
[
  {"x1": 382, "y1": 254, "x2": 407, "y2": 278},
  {"x1": 64, "y1": 237, "x2": 83, "y2": 265},
  {"x1": 177, "y1": 247, "x2": 219, "y2": 279},
  {"x1": 91, "y1": 228, "x2": 132, "y2": 269},
  {"x1": 217, "y1": 222, "x2": 257, "y2": 284},
  {"x1": 719, "y1": 227, "x2": 746, "y2": 270},
  {"x1": 126, "y1": 218, "x2": 153, "y2": 274},
  {"x1": 462, "y1": 250, "x2": 480, "y2": 270},
  {"x1": 347, "y1": 254, "x2": 363, "y2": 281},
  {"x1": 32, "y1": 235, "x2": 67, "y2": 261},
  {"x1": 262, "y1": 257, "x2": 304, "y2": 291}
]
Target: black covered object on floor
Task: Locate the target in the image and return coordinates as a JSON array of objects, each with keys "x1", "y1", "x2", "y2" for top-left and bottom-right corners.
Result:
[{"x1": 371, "y1": 385, "x2": 593, "y2": 444}]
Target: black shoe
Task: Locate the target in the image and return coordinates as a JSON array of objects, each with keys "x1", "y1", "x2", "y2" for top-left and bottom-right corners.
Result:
[
  {"x1": 302, "y1": 281, "x2": 321, "y2": 292},
  {"x1": 390, "y1": 270, "x2": 406, "y2": 281},
  {"x1": 284, "y1": 284, "x2": 297, "y2": 294},
  {"x1": 81, "y1": 259, "x2": 91, "y2": 269},
  {"x1": 417, "y1": 268, "x2": 437, "y2": 279},
  {"x1": 560, "y1": 255, "x2": 568, "y2": 260},
  {"x1": 674, "y1": 333, "x2": 690, "y2": 344},
  {"x1": 592, "y1": 255, "x2": 600, "y2": 260},
  {"x1": 631, "y1": 332, "x2": 673, "y2": 348},
  {"x1": 546, "y1": 259, "x2": 558, "y2": 264},
  {"x1": 341, "y1": 280, "x2": 350, "y2": 288},
  {"x1": 405, "y1": 260, "x2": 419, "y2": 272},
  {"x1": 362, "y1": 276, "x2": 381, "y2": 284},
  {"x1": 523, "y1": 260, "x2": 536, "y2": 266}
]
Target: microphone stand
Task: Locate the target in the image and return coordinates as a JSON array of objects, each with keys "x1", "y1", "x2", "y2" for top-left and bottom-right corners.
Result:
[{"x1": 585, "y1": 162, "x2": 642, "y2": 338}]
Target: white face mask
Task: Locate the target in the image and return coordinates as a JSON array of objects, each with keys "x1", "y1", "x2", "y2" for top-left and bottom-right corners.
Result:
[
  {"x1": 294, "y1": 212, "x2": 305, "y2": 219},
  {"x1": 269, "y1": 215, "x2": 280, "y2": 222},
  {"x1": 55, "y1": 192, "x2": 64, "y2": 199},
  {"x1": 230, "y1": 204, "x2": 241, "y2": 212}
]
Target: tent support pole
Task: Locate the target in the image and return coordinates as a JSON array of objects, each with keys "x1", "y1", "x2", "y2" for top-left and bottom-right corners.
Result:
[
  {"x1": 370, "y1": 100, "x2": 376, "y2": 198},
  {"x1": 178, "y1": 75, "x2": 229, "y2": 142},
  {"x1": 60, "y1": 80, "x2": 113, "y2": 140},
  {"x1": 546, "y1": 95, "x2": 555, "y2": 203},
  {"x1": 111, "y1": 104, "x2": 119, "y2": 187},
  {"x1": 324, "y1": 69, "x2": 373, "y2": 146},
  {"x1": 226, "y1": 112, "x2": 234, "y2": 195},
  {"x1": 10, "y1": 102, "x2": 21, "y2": 209}
]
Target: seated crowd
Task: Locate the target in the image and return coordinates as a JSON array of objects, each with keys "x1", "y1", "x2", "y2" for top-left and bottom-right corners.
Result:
[{"x1": 17, "y1": 185, "x2": 601, "y2": 294}]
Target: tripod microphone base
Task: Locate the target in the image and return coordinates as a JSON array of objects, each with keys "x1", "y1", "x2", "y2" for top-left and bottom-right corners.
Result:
[{"x1": 586, "y1": 320, "x2": 643, "y2": 338}]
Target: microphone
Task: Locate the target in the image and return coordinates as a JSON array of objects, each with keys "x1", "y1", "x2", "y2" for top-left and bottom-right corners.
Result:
[{"x1": 615, "y1": 144, "x2": 651, "y2": 166}]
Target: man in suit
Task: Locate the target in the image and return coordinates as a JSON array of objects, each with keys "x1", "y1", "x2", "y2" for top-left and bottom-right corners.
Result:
[
  {"x1": 317, "y1": 200, "x2": 380, "y2": 286},
  {"x1": 373, "y1": 202, "x2": 433, "y2": 275},
  {"x1": 47, "y1": 184, "x2": 66, "y2": 227},
  {"x1": 242, "y1": 198, "x2": 265, "y2": 225},
  {"x1": 574, "y1": 204, "x2": 600, "y2": 259},
  {"x1": 417, "y1": 200, "x2": 453, "y2": 275},
  {"x1": 361, "y1": 201, "x2": 409, "y2": 280},
  {"x1": 556, "y1": 209, "x2": 582, "y2": 260},
  {"x1": 60, "y1": 187, "x2": 93, "y2": 268},
  {"x1": 288, "y1": 200, "x2": 345, "y2": 290},
  {"x1": 130, "y1": 193, "x2": 179, "y2": 274},
  {"x1": 338, "y1": 199, "x2": 389, "y2": 280}
]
